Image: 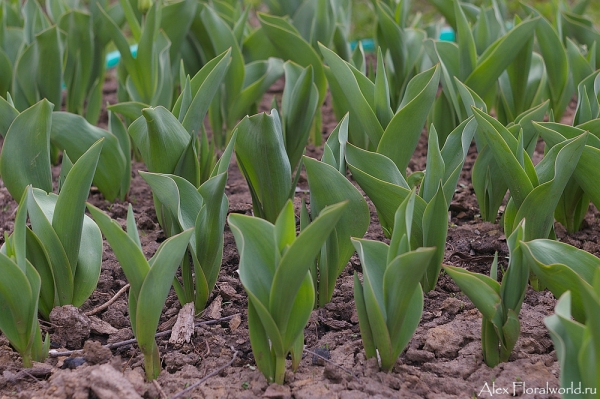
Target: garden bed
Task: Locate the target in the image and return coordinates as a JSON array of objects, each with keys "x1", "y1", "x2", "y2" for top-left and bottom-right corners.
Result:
[{"x1": 0, "y1": 73, "x2": 597, "y2": 399}]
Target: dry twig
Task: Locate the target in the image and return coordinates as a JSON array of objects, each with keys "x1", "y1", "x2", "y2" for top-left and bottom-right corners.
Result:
[{"x1": 85, "y1": 284, "x2": 130, "y2": 316}]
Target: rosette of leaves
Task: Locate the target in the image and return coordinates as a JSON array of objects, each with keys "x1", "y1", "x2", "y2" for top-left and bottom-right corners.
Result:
[
  {"x1": 139, "y1": 143, "x2": 234, "y2": 313},
  {"x1": 520, "y1": 239, "x2": 600, "y2": 324},
  {"x1": 0, "y1": 188, "x2": 49, "y2": 367},
  {"x1": 444, "y1": 222, "x2": 529, "y2": 367},
  {"x1": 471, "y1": 107, "x2": 586, "y2": 243},
  {"x1": 229, "y1": 200, "x2": 347, "y2": 384},
  {"x1": 2, "y1": 140, "x2": 105, "y2": 320},
  {"x1": 321, "y1": 43, "x2": 440, "y2": 164},
  {"x1": 234, "y1": 110, "x2": 296, "y2": 223},
  {"x1": 352, "y1": 189, "x2": 436, "y2": 371},
  {"x1": 345, "y1": 117, "x2": 476, "y2": 291},
  {"x1": 301, "y1": 115, "x2": 370, "y2": 307},
  {"x1": 88, "y1": 204, "x2": 193, "y2": 380},
  {"x1": 545, "y1": 281, "x2": 600, "y2": 396}
]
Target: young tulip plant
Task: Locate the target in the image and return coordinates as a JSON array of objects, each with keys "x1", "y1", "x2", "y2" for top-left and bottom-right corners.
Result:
[
  {"x1": 122, "y1": 49, "x2": 232, "y2": 188},
  {"x1": 301, "y1": 115, "x2": 370, "y2": 307},
  {"x1": 0, "y1": 188, "x2": 49, "y2": 367},
  {"x1": 1, "y1": 138, "x2": 105, "y2": 319},
  {"x1": 234, "y1": 110, "x2": 296, "y2": 223},
  {"x1": 353, "y1": 189, "x2": 436, "y2": 371},
  {"x1": 545, "y1": 273, "x2": 600, "y2": 397},
  {"x1": 229, "y1": 200, "x2": 347, "y2": 384},
  {"x1": 471, "y1": 107, "x2": 586, "y2": 246},
  {"x1": 520, "y1": 238, "x2": 600, "y2": 324},
  {"x1": 88, "y1": 204, "x2": 193, "y2": 380},
  {"x1": 321, "y1": 43, "x2": 440, "y2": 164},
  {"x1": 139, "y1": 135, "x2": 235, "y2": 314},
  {"x1": 345, "y1": 117, "x2": 476, "y2": 291},
  {"x1": 444, "y1": 222, "x2": 529, "y2": 368}
]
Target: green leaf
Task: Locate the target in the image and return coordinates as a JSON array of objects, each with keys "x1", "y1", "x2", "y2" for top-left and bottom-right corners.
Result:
[
  {"x1": 472, "y1": 107, "x2": 533, "y2": 208},
  {"x1": 351, "y1": 238, "x2": 393, "y2": 366},
  {"x1": 129, "y1": 107, "x2": 191, "y2": 175},
  {"x1": 384, "y1": 248, "x2": 434, "y2": 355},
  {"x1": 465, "y1": 17, "x2": 539, "y2": 97},
  {"x1": 51, "y1": 112, "x2": 129, "y2": 201},
  {"x1": 52, "y1": 139, "x2": 103, "y2": 276},
  {"x1": 304, "y1": 157, "x2": 369, "y2": 304},
  {"x1": 136, "y1": 228, "x2": 193, "y2": 380},
  {"x1": 259, "y1": 12, "x2": 327, "y2": 104},
  {"x1": 320, "y1": 43, "x2": 383, "y2": 147},
  {"x1": 521, "y1": 239, "x2": 599, "y2": 322},
  {"x1": 0, "y1": 100, "x2": 53, "y2": 202},
  {"x1": 443, "y1": 265, "x2": 502, "y2": 322},
  {"x1": 514, "y1": 134, "x2": 585, "y2": 239},
  {"x1": 377, "y1": 65, "x2": 440, "y2": 174},
  {"x1": 234, "y1": 111, "x2": 292, "y2": 223},
  {"x1": 269, "y1": 201, "x2": 346, "y2": 334},
  {"x1": 27, "y1": 188, "x2": 73, "y2": 306}
]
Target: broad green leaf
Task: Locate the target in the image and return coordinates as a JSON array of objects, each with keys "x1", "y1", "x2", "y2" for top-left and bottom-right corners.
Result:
[
  {"x1": 351, "y1": 238, "x2": 393, "y2": 367},
  {"x1": 320, "y1": 44, "x2": 383, "y2": 147},
  {"x1": 378, "y1": 65, "x2": 440, "y2": 173},
  {"x1": 353, "y1": 273, "x2": 377, "y2": 358},
  {"x1": 259, "y1": 12, "x2": 326, "y2": 103},
  {"x1": 269, "y1": 202, "x2": 346, "y2": 333},
  {"x1": 443, "y1": 265, "x2": 501, "y2": 321},
  {"x1": 0, "y1": 100, "x2": 53, "y2": 202},
  {"x1": 28, "y1": 188, "x2": 73, "y2": 306},
  {"x1": 129, "y1": 107, "x2": 190, "y2": 175},
  {"x1": 228, "y1": 214, "x2": 278, "y2": 307},
  {"x1": 51, "y1": 112, "x2": 129, "y2": 201},
  {"x1": 514, "y1": 134, "x2": 585, "y2": 239},
  {"x1": 52, "y1": 139, "x2": 103, "y2": 276},
  {"x1": 282, "y1": 62, "x2": 319, "y2": 170},
  {"x1": 178, "y1": 49, "x2": 232, "y2": 136},
  {"x1": 422, "y1": 184, "x2": 448, "y2": 291},
  {"x1": 0, "y1": 96, "x2": 19, "y2": 137},
  {"x1": 86, "y1": 204, "x2": 150, "y2": 310},
  {"x1": 136, "y1": 228, "x2": 193, "y2": 380},
  {"x1": 544, "y1": 292, "x2": 587, "y2": 396},
  {"x1": 384, "y1": 248, "x2": 434, "y2": 352},
  {"x1": 465, "y1": 17, "x2": 539, "y2": 97},
  {"x1": 472, "y1": 107, "x2": 533, "y2": 208},
  {"x1": 234, "y1": 111, "x2": 292, "y2": 223}
]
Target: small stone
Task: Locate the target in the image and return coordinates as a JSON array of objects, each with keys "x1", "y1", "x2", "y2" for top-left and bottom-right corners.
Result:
[
  {"x1": 61, "y1": 357, "x2": 86, "y2": 369},
  {"x1": 263, "y1": 384, "x2": 291, "y2": 399},
  {"x1": 311, "y1": 347, "x2": 330, "y2": 366},
  {"x1": 84, "y1": 341, "x2": 112, "y2": 365}
]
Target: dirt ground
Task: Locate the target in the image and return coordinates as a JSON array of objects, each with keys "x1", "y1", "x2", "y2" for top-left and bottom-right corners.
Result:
[{"x1": 0, "y1": 74, "x2": 596, "y2": 399}]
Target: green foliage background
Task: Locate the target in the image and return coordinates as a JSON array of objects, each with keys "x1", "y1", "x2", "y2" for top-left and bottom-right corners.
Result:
[{"x1": 350, "y1": 0, "x2": 600, "y2": 40}]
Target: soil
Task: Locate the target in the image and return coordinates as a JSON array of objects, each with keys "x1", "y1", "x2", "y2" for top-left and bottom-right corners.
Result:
[{"x1": 0, "y1": 72, "x2": 596, "y2": 399}]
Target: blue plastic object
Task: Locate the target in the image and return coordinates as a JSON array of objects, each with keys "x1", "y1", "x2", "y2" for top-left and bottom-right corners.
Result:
[{"x1": 105, "y1": 44, "x2": 138, "y2": 69}]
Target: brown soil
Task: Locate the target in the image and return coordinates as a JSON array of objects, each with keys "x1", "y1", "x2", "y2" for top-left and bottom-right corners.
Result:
[{"x1": 0, "y1": 73, "x2": 596, "y2": 399}]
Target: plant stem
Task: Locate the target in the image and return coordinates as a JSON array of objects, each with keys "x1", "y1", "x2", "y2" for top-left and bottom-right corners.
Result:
[
  {"x1": 144, "y1": 342, "x2": 162, "y2": 380},
  {"x1": 274, "y1": 354, "x2": 287, "y2": 385}
]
